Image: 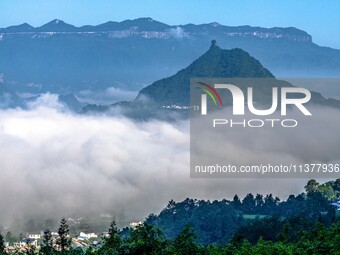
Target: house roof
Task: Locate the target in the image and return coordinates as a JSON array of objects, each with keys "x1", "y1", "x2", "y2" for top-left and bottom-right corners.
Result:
[{"x1": 21, "y1": 238, "x2": 35, "y2": 243}]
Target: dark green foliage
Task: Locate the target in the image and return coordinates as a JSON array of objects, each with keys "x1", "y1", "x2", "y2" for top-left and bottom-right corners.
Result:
[
  {"x1": 74, "y1": 220, "x2": 340, "y2": 255},
  {"x1": 0, "y1": 233, "x2": 6, "y2": 255},
  {"x1": 315, "y1": 178, "x2": 340, "y2": 201},
  {"x1": 39, "y1": 229, "x2": 54, "y2": 255},
  {"x1": 146, "y1": 183, "x2": 333, "y2": 245},
  {"x1": 146, "y1": 198, "x2": 242, "y2": 244},
  {"x1": 98, "y1": 221, "x2": 121, "y2": 255},
  {"x1": 120, "y1": 223, "x2": 166, "y2": 255},
  {"x1": 242, "y1": 193, "x2": 256, "y2": 214},
  {"x1": 305, "y1": 179, "x2": 320, "y2": 194},
  {"x1": 3, "y1": 179, "x2": 340, "y2": 255},
  {"x1": 4, "y1": 232, "x2": 16, "y2": 246},
  {"x1": 231, "y1": 195, "x2": 242, "y2": 210},
  {"x1": 56, "y1": 218, "x2": 71, "y2": 253},
  {"x1": 169, "y1": 225, "x2": 200, "y2": 255}
]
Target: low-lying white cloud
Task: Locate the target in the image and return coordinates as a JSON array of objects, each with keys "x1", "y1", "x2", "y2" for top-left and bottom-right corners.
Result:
[
  {"x1": 168, "y1": 27, "x2": 188, "y2": 39},
  {"x1": 77, "y1": 87, "x2": 138, "y2": 105},
  {"x1": 0, "y1": 98, "x2": 190, "y2": 225},
  {"x1": 0, "y1": 96, "x2": 337, "y2": 229}
]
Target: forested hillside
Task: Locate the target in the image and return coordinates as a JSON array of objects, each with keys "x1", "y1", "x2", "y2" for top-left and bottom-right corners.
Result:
[{"x1": 1, "y1": 179, "x2": 339, "y2": 254}]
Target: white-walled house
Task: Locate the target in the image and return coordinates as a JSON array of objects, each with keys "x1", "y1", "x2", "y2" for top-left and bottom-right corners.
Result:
[
  {"x1": 27, "y1": 233, "x2": 41, "y2": 239},
  {"x1": 50, "y1": 230, "x2": 59, "y2": 236},
  {"x1": 77, "y1": 232, "x2": 98, "y2": 240},
  {"x1": 19, "y1": 238, "x2": 38, "y2": 247},
  {"x1": 130, "y1": 221, "x2": 142, "y2": 228},
  {"x1": 101, "y1": 232, "x2": 109, "y2": 238},
  {"x1": 331, "y1": 201, "x2": 340, "y2": 210}
]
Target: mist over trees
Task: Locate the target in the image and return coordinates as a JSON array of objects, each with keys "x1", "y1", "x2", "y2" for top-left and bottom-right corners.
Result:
[{"x1": 0, "y1": 179, "x2": 339, "y2": 254}]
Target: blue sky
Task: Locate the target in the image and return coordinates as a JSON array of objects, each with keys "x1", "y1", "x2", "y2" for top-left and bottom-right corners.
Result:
[{"x1": 0, "y1": 0, "x2": 339, "y2": 48}]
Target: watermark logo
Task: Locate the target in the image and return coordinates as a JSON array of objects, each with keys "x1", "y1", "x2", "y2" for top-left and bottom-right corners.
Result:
[
  {"x1": 190, "y1": 78, "x2": 340, "y2": 178},
  {"x1": 191, "y1": 79, "x2": 313, "y2": 128},
  {"x1": 195, "y1": 82, "x2": 223, "y2": 115},
  {"x1": 196, "y1": 82, "x2": 312, "y2": 116}
]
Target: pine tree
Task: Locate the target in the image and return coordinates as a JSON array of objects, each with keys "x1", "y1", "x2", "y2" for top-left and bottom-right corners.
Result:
[
  {"x1": 0, "y1": 233, "x2": 7, "y2": 255},
  {"x1": 4, "y1": 232, "x2": 15, "y2": 246},
  {"x1": 232, "y1": 195, "x2": 242, "y2": 209},
  {"x1": 40, "y1": 229, "x2": 54, "y2": 255},
  {"x1": 100, "y1": 221, "x2": 121, "y2": 255},
  {"x1": 172, "y1": 225, "x2": 199, "y2": 254},
  {"x1": 277, "y1": 222, "x2": 292, "y2": 243},
  {"x1": 56, "y1": 218, "x2": 71, "y2": 253},
  {"x1": 305, "y1": 179, "x2": 320, "y2": 194}
]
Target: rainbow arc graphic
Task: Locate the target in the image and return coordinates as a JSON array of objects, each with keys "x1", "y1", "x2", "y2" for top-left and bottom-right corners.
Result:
[{"x1": 196, "y1": 82, "x2": 223, "y2": 106}]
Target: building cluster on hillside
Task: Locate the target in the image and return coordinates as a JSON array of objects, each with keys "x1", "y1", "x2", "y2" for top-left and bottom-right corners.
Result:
[
  {"x1": 3, "y1": 219, "x2": 143, "y2": 252},
  {"x1": 129, "y1": 221, "x2": 142, "y2": 228},
  {"x1": 76, "y1": 232, "x2": 98, "y2": 240},
  {"x1": 4, "y1": 230, "x2": 99, "y2": 252},
  {"x1": 162, "y1": 105, "x2": 191, "y2": 110},
  {"x1": 331, "y1": 200, "x2": 340, "y2": 210},
  {"x1": 4, "y1": 230, "x2": 59, "y2": 252}
]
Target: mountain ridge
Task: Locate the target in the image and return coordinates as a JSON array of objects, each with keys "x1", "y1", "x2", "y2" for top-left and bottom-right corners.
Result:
[
  {"x1": 0, "y1": 18, "x2": 312, "y2": 42},
  {"x1": 1, "y1": 18, "x2": 340, "y2": 96}
]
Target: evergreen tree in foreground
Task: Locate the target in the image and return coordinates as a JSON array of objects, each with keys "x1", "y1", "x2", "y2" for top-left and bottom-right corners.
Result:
[
  {"x1": 0, "y1": 233, "x2": 7, "y2": 255},
  {"x1": 171, "y1": 225, "x2": 200, "y2": 255},
  {"x1": 40, "y1": 229, "x2": 54, "y2": 255},
  {"x1": 56, "y1": 218, "x2": 71, "y2": 253},
  {"x1": 99, "y1": 221, "x2": 121, "y2": 255}
]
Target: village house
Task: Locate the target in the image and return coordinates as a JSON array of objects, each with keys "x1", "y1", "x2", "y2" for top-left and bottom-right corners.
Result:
[{"x1": 77, "y1": 232, "x2": 98, "y2": 240}]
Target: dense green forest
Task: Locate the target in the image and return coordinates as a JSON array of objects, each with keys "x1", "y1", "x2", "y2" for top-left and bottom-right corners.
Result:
[
  {"x1": 145, "y1": 179, "x2": 337, "y2": 244},
  {"x1": 1, "y1": 179, "x2": 339, "y2": 255}
]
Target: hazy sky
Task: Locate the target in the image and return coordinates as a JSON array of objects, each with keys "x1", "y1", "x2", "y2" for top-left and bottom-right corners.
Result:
[{"x1": 0, "y1": 0, "x2": 339, "y2": 49}]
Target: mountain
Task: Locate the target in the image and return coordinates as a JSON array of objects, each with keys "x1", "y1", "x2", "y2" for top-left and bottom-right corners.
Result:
[
  {"x1": 112, "y1": 17, "x2": 170, "y2": 31},
  {"x1": 136, "y1": 41, "x2": 274, "y2": 106},
  {"x1": 136, "y1": 42, "x2": 340, "y2": 108},
  {"x1": 36, "y1": 19, "x2": 77, "y2": 32},
  {"x1": 58, "y1": 94, "x2": 85, "y2": 112},
  {"x1": 83, "y1": 41, "x2": 340, "y2": 117},
  {"x1": 1, "y1": 23, "x2": 34, "y2": 32},
  {"x1": 1, "y1": 18, "x2": 340, "y2": 96}
]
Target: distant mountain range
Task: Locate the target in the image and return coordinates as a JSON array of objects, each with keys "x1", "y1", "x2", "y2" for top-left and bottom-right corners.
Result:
[
  {"x1": 1, "y1": 18, "x2": 340, "y2": 96},
  {"x1": 0, "y1": 18, "x2": 310, "y2": 36}
]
